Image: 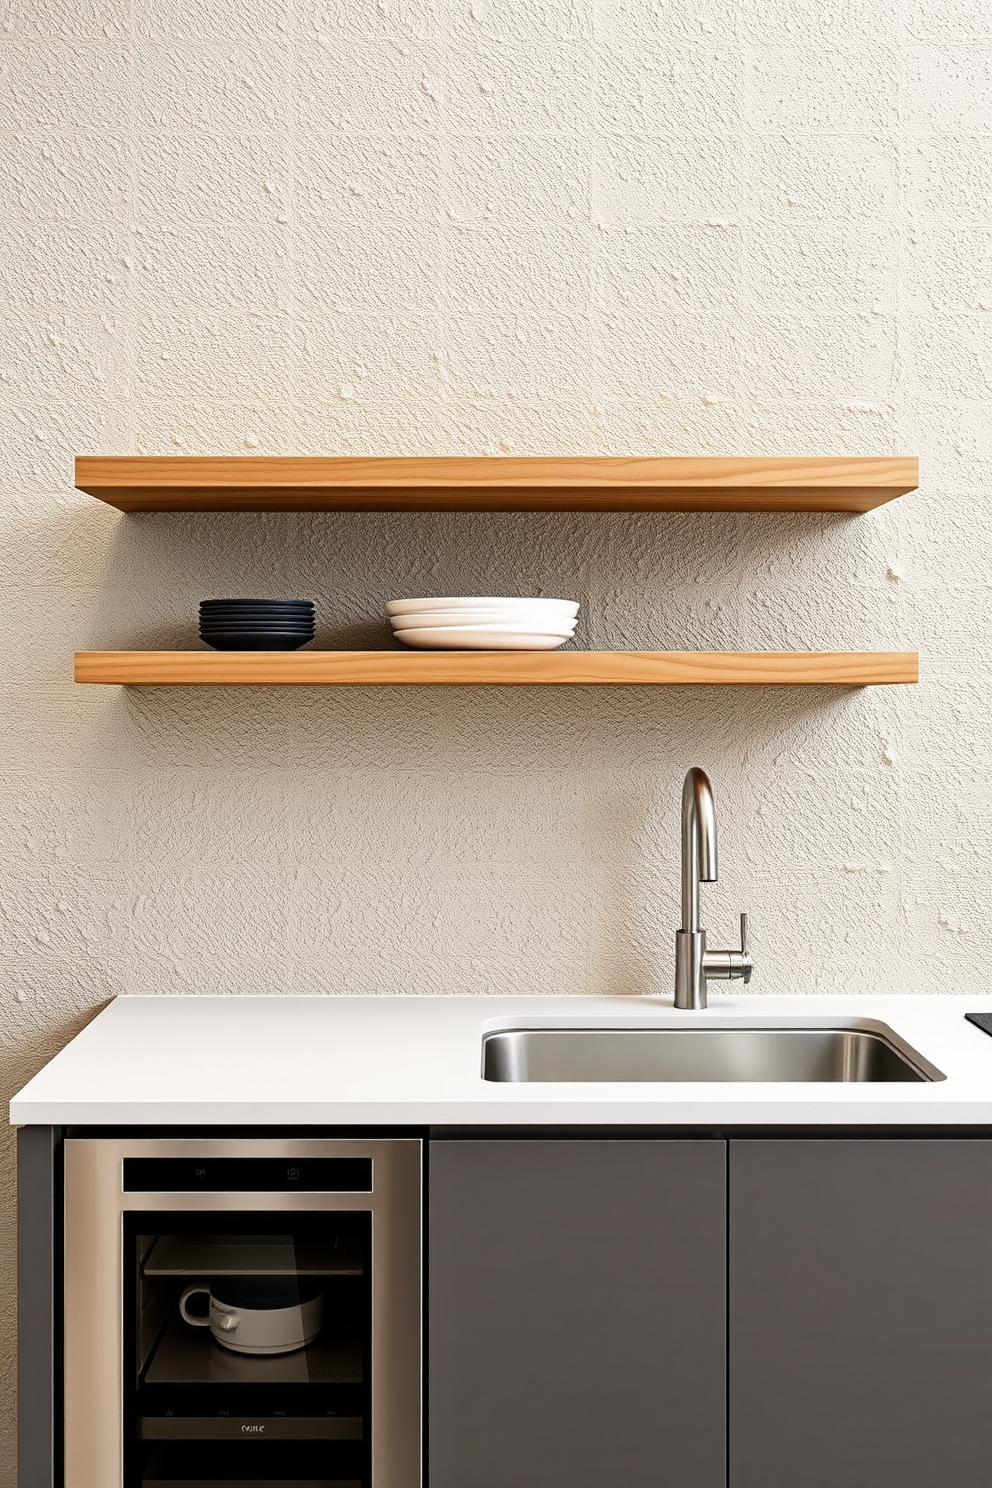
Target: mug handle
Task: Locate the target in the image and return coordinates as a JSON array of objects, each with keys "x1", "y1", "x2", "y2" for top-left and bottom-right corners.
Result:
[{"x1": 179, "y1": 1283, "x2": 213, "y2": 1327}]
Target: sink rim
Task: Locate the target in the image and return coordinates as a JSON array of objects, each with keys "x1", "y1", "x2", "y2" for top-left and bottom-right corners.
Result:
[{"x1": 480, "y1": 1018, "x2": 946, "y2": 1085}]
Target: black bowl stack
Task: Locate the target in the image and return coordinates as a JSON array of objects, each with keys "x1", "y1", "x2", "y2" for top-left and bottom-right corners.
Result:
[{"x1": 199, "y1": 598, "x2": 316, "y2": 651}]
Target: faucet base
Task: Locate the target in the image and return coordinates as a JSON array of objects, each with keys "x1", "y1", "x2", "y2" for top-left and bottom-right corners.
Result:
[{"x1": 674, "y1": 929, "x2": 707, "y2": 1010}]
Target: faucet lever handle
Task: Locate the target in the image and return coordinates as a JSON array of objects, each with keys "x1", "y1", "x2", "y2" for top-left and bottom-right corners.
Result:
[{"x1": 739, "y1": 913, "x2": 753, "y2": 985}]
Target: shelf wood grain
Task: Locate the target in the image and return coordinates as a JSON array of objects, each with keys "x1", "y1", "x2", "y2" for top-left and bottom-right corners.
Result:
[
  {"x1": 74, "y1": 456, "x2": 919, "y2": 513},
  {"x1": 74, "y1": 651, "x2": 920, "y2": 687}
]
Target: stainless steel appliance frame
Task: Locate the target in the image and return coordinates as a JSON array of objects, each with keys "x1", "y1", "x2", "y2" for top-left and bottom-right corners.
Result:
[{"x1": 63, "y1": 1136, "x2": 422, "y2": 1488}]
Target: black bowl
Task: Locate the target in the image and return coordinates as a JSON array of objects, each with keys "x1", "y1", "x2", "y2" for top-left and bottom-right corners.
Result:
[
  {"x1": 200, "y1": 604, "x2": 315, "y2": 615},
  {"x1": 199, "y1": 618, "x2": 316, "y2": 628},
  {"x1": 200, "y1": 627, "x2": 315, "y2": 637},
  {"x1": 201, "y1": 633, "x2": 315, "y2": 651},
  {"x1": 200, "y1": 597, "x2": 314, "y2": 609},
  {"x1": 199, "y1": 618, "x2": 315, "y2": 627},
  {"x1": 200, "y1": 608, "x2": 315, "y2": 619}
]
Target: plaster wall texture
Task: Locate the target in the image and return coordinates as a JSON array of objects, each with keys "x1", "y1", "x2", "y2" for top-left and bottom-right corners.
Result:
[{"x1": 0, "y1": 0, "x2": 989, "y2": 1471}]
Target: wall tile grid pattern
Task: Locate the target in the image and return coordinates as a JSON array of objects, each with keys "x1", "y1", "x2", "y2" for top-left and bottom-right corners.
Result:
[{"x1": 0, "y1": 0, "x2": 988, "y2": 1469}]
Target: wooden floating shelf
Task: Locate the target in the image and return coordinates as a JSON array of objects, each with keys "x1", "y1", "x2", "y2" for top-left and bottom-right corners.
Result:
[
  {"x1": 75, "y1": 456, "x2": 919, "y2": 514},
  {"x1": 74, "y1": 651, "x2": 920, "y2": 687}
]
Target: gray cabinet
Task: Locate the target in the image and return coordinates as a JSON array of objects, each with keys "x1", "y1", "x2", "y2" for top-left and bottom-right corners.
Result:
[
  {"x1": 730, "y1": 1139, "x2": 992, "y2": 1488},
  {"x1": 429, "y1": 1138, "x2": 726, "y2": 1488}
]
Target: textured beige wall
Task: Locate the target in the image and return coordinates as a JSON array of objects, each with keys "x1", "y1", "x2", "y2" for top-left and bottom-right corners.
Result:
[{"x1": 2, "y1": 0, "x2": 990, "y2": 1474}]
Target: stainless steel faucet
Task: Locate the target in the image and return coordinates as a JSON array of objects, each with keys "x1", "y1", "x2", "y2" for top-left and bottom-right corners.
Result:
[{"x1": 673, "y1": 767, "x2": 753, "y2": 1010}]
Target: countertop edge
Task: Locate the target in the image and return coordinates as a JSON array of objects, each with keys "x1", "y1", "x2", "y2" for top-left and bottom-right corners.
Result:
[{"x1": 12, "y1": 1101, "x2": 992, "y2": 1128}]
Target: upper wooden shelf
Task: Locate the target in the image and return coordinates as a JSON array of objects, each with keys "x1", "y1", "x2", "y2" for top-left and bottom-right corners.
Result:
[
  {"x1": 75, "y1": 456, "x2": 918, "y2": 514},
  {"x1": 74, "y1": 651, "x2": 919, "y2": 687}
]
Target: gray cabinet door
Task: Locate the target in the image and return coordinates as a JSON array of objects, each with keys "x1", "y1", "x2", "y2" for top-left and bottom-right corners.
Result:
[
  {"x1": 730, "y1": 1139, "x2": 992, "y2": 1488},
  {"x1": 429, "y1": 1139, "x2": 726, "y2": 1488}
]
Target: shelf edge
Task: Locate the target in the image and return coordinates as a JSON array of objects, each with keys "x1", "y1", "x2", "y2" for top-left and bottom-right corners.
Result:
[
  {"x1": 74, "y1": 455, "x2": 920, "y2": 514},
  {"x1": 73, "y1": 650, "x2": 921, "y2": 687}
]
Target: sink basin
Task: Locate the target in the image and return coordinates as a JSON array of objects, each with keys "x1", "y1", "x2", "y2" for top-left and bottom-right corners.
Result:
[{"x1": 482, "y1": 1025, "x2": 944, "y2": 1084}]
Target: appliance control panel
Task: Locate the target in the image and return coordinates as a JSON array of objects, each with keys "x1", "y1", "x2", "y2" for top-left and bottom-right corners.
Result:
[{"x1": 122, "y1": 1157, "x2": 374, "y2": 1192}]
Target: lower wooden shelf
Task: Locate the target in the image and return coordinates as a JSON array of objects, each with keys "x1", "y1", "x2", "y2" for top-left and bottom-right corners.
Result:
[{"x1": 74, "y1": 650, "x2": 919, "y2": 686}]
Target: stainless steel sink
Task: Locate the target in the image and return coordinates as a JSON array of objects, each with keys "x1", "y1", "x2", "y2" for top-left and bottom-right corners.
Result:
[{"x1": 482, "y1": 1026, "x2": 944, "y2": 1084}]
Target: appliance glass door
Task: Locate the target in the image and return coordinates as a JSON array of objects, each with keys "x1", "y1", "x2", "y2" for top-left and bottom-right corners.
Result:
[{"x1": 128, "y1": 1210, "x2": 370, "y2": 1488}]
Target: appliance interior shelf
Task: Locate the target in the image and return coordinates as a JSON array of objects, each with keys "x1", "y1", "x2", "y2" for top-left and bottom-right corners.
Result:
[
  {"x1": 74, "y1": 650, "x2": 920, "y2": 687},
  {"x1": 143, "y1": 1235, "x2": 363, "y2": 1277},
  {"x1": 74, "y1": 455, "x2": 919, "y2": 513}
]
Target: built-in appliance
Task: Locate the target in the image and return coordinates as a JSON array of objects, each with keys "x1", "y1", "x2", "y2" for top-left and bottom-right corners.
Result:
[{"x1": 63, "y1": 1137, "x2": 421, "y2": 1488}]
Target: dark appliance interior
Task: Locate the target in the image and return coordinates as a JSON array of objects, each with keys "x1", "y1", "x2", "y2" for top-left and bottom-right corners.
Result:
[{"x1": 127, "y1": 1211, "x2": 371, "y2": 1488}]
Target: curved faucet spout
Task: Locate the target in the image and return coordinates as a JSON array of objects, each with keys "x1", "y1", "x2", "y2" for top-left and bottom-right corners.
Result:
[{"x1": 681, "y1": 766, "x2": 718, "y2": 933}]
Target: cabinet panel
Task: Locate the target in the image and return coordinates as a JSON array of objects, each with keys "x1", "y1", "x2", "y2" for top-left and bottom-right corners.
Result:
[
  {"x1": 429, "y1": 1139, "x2": 726, "y2": 1488},
  {"x1": 730, "y1": 1139, "x2": 992, "y2": 1488}
]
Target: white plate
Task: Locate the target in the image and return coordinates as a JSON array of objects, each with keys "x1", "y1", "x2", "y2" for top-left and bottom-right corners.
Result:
[
  {"x1": 390, "y1": 609, "x2": 578, "y2": 630},
  {"x1": 396, "y1": 621, "x2": 574, "y2": 636},
  {"x1": 386, "y1": 596, "x2": 579, "y2": 617},
  {"x1": 396, "y1": 628, "x2": 573, "y2": 650}
]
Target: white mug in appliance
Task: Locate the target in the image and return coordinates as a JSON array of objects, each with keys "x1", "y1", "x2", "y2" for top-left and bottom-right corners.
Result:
[{"x1": 179, "y1": 1276, "x2": 324, "y2": 1355}]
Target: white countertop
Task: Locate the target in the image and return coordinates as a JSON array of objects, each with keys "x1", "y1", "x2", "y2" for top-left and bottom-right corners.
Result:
[{"x1": 10, "y1": 993, "x2": 992, "y2": 1127}]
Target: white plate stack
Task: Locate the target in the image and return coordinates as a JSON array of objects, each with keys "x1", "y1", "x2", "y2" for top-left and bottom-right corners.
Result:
[{"x1": 387, "y1": 597, "x2": 580, "y2": 650}]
